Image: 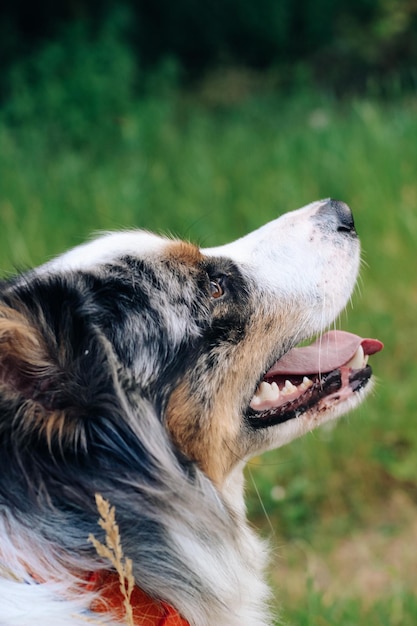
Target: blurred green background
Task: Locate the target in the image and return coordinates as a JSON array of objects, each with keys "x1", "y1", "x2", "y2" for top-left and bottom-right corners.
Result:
[{"x1": 1, "y1": 2, "x2": 416, "y2": 624}]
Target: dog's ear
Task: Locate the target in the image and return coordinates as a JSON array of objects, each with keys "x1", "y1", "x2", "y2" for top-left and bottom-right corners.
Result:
[
  {"x1": 0, "y1": 304, "x2": 56, "y2": 403},
  {"x1": 0, "y1": 302, "x2": 102, "y2": 451},
  {"x1": 0, "y1": 301, "x2": 126, "y2": 453}
]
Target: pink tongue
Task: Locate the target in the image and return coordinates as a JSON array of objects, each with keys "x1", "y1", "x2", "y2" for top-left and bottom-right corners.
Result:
[{"x1": 267, "y1": 330, "x2": 383, "y2": 376}]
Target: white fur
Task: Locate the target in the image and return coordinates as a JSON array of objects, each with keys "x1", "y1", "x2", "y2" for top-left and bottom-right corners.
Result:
[
  {"x1": 0, "y1": 581, "x2": 120, "y2": 626},
  {"x1": 40, "y1": 230, "x2": 166, "y2": 274}
]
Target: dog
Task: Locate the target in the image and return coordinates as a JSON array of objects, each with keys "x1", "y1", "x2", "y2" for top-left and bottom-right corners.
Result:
[{"x1": 0, "y1": 199, "x2": 382, "y2": 626}]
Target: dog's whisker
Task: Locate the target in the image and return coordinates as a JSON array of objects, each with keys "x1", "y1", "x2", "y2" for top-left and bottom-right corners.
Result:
[{"x1": 247, "y1": 467, "x2": 277, "y2": 539}]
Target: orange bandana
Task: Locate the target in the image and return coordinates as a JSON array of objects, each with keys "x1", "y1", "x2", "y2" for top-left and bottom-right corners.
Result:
[{"x1": 87, "y1": 570, "x2": 190, "y2": 626}]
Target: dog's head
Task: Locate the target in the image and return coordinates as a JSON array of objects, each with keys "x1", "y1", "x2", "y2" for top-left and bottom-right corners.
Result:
[
  {"x1": 0, "y1": 200, "x2": 382, "y2": 486},
  {"x1": 0, "y1": 199, "x2": 382, "y2": 610}
]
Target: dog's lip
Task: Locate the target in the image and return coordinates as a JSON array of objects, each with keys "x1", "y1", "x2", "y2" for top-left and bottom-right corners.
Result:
[
  {"x1": 265, "y1": 330, "x2": 383, "y2": 377},
  {"x1": 247, "y1": 366, "x2": 373, "y2": 427},
  {"x1": 246, "y1": 331, "x2": 383, "y2": 421}
]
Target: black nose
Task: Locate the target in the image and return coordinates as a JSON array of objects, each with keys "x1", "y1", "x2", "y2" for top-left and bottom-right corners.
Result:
[{"x1": 316, "y1": 199, "x2": 356, "y2": 235}]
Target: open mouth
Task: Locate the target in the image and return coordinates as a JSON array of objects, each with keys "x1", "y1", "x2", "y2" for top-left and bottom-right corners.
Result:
[{"x1": 247, "y1": 330, "x2": 383, "y2": 428}]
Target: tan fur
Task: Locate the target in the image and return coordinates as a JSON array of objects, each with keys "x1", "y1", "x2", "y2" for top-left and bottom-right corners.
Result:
[
  {"x1": 0, "y1": 305, "x2": 51, "y2": 393},
  {"x1": 166, "y1": 380, "x2": 240, "y2": 485},
  {"x1": 167, "y1": 308, "x2": 305, "y2": 485},
  {"x1": 165, "y1": 241, "x2": 204, "y2": 266}
]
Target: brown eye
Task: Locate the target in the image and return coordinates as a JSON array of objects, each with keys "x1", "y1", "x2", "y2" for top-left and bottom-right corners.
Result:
[{"x1": 210, "y1": 279, "x2": 224, "y2": 299}]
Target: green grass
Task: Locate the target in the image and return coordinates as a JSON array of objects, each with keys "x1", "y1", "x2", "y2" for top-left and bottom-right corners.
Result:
[
  {"x1": 282, "y1": 585, "x2": 417, "y2": 626},
  {"x1": 1, "y1": 31, "x2": 416, "y2": 623}
]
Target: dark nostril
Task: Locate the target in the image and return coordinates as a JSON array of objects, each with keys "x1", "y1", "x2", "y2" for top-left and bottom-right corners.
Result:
[
  {"x1": 315, "y1": 199, "x2": 356, "y2": 235},
  {"x1": 330, "y1": 199, "x2": 356, "y2": 234}
]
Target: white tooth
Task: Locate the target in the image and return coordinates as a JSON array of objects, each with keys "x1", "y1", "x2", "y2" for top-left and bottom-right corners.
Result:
[
  {"x1": 258, "y1": 382, "x2": 270, "y2": 398},
  {"x1": 250, "y1": 381, "x2": 280, "y2": 409},
  {"x1": 250, "y1": 395, "x2": 262, "y2": 408},
  {"x1": 282, "y1": 379, "x2": 297, "y2": 395},
  {"x1": 270, "y1": 382, "x2": 280, "y2": 399},
  {"x1": 258, "y1": 381, "x2": 280, "y2": 402},
  {"x1": 301, "y1": 376, "x2": 313, "y2": 390},
  {"x1": 345, "y1": 345, "x2": 365, "y2": 369}
]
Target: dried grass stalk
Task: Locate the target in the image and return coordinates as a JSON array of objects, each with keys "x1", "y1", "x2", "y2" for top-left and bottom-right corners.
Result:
[{"x1": 88, "y1": 493, "x2": 135, "y2": 626}]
